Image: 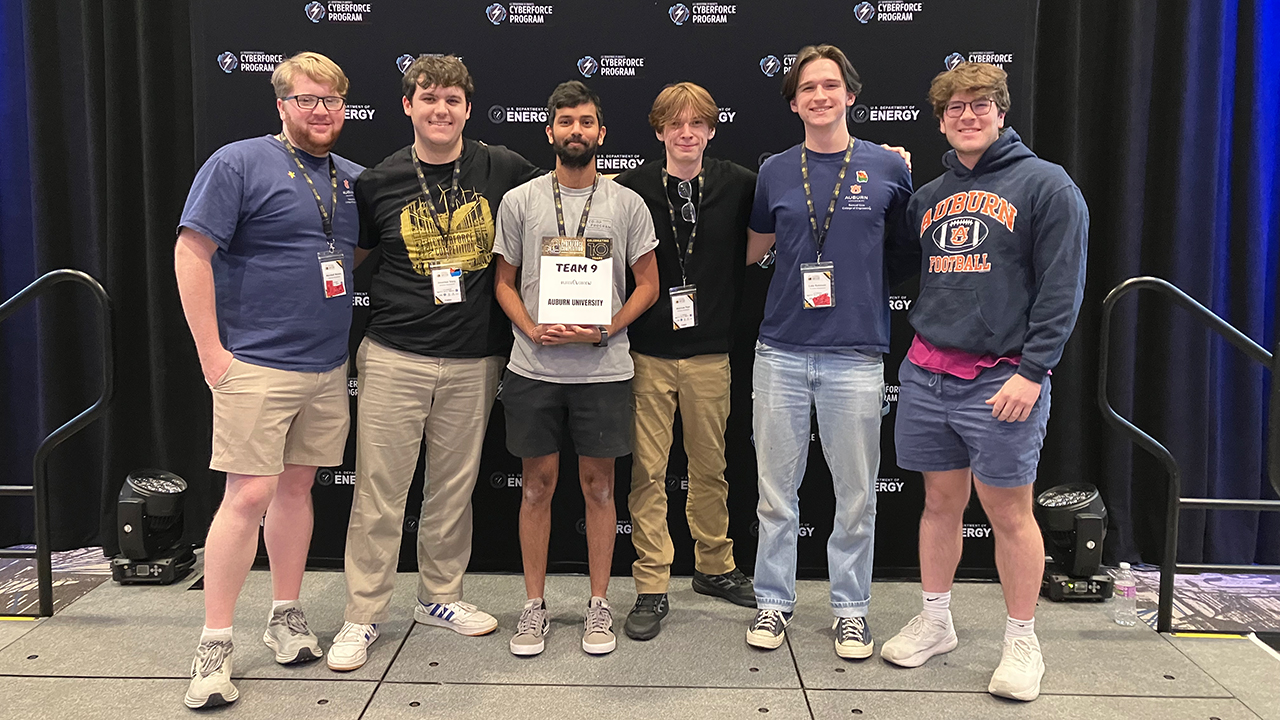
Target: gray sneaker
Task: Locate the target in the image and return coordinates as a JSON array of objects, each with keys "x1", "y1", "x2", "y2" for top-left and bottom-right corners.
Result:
[
  {"x1": 582, "y1": 597, "x2": 616, "y2": 655},
  {"x1": 263, "y1": 602, "x2": 322, "y2": 664},
  {"x1": 510, "y1": 599, "x2": 549, "y2": 656},
  {"x1": 184, "y1": 639, "x2": 238, "y2": 709}
]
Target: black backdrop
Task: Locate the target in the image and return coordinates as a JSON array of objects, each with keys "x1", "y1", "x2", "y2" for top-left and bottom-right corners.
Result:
[
  {"x1": 188, "y1": 0, "x2": 1038, "y2": 577},
  {"x1": 6, "y1": 0, "x2": 1277, "y2": 577}
]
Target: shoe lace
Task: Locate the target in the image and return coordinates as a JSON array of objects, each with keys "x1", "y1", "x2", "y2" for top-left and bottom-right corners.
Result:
[
  {"x1": 270, "y1": 606, "x2": 310, "y2": 636},
  {"x1": 194, "y1": 639, "x2": 232, "y2": 678},
  {"x1": 752, "y1": 610, "x2": 784, "y2": 633},
  {"x1": 1003, "y1": 636, "x2": 1037, "y2": 668},
  {"x1": 335, "y1": 621, "x2": 373, "y2": 643},
  {"x1": 585, "y1": 603, "x2": 613, "y2": 635},
  {"x1": 441, "y1": 601, "x2": 478, "y2": 615},
  {"x1": 632, "y1": 594, "x2": 666, "y2": 613},
  {"x1": 834, "y1": 617, "x2": 868, "y2": 644},
  {"x1": 899, "y1": 613, "x2": 933, "y2": 640},
  {"x1": 516, "y1": 604, "x2": 545, "y2": 635}
]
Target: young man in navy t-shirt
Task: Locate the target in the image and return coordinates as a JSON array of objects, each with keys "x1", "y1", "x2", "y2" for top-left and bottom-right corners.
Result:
[
  {"x1": 744, "y1": 45, "x2": 915, "y2": 658},
  {"x1": 175, "y1": 52, "x2": 363, "y2": 710},
  {"x1": 883, "y1": 62, "x2": 1088, "y2": 703}
]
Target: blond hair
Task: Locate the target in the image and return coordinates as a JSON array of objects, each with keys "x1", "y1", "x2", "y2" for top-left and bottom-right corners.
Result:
[
  {"x1": 271, "y1": 51, "x2": 349, "y2": 99},
  {"x1": 648, "y1": 82, "x2": 718, "y2": 131},
  {"x1": 927, "y1": 62, "x2": 1010, "y2": 120}
]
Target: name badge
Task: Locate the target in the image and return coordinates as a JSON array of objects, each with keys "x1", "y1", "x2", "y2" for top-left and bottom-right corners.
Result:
[
  {"x1": 800, "y1": 261, "x2": 834, "y2": 309},
  {"x1": 670, "y1": 284, "x2": 697, "y2": 330},
  {"x1": 431, "y1": 264, "x2": 465, "y2": 305},
  {"x1": 318, "y1": 250, "x2": 347, "y2": 298},
  {"x1": 537, "y1": 236, "x2": 613, "y2": 325}
]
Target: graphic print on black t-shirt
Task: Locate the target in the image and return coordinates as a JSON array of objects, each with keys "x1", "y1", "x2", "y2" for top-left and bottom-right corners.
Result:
[{"x1": 401, "y1": 187, "x2": 495, "y2": 274}]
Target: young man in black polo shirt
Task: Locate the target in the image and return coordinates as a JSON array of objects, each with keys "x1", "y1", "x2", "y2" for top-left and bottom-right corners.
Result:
[
  {"x1": 613, "y1": 82, "x2": 758, "y2": 640},
  {"x1": 327, "y1": 55, "x2": 542, "y2": 672}
]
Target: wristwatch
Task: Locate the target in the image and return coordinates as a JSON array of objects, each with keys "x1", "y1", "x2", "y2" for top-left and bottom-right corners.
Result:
[{"x1": 594, "y1": 326, "x2": 609, "y2": 347}]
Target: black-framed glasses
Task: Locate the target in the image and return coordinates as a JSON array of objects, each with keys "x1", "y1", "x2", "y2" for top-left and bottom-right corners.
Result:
[
  {"x1": 284, "y1": 94, "x2": 346, "y2": 112},
  {"x1": 677, "y1": 179, "x2": 697, "y2": 223},
  {"x1": 944, "y1": 99, "x2": 994, "y2": 118}
]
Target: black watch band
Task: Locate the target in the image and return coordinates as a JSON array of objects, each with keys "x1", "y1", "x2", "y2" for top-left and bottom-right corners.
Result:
[{"x1": 594, "y1": 326, "x2": 609, "y2": 347}]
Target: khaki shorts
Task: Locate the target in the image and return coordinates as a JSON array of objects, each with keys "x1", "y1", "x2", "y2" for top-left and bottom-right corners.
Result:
[{"x1": 209, "y1": 358, "x2": 350, "y2": 476}]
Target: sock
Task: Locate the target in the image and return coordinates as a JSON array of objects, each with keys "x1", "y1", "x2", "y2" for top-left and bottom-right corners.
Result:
[
  {"x1": 1005, "y1": 615, "x2": 1035, "y2": 639},
  {"x1": 201, "y1": 626, "x2": 233, "y2": 643},
  {"x1": 589, "y1": 596, "x2": 609, "y2": 608},
  {"x1": 922, "y1": 590, "x2": 952, "y2": 623},
  {"x1": 270, "y1": 598, "x2": 298, "y2": 621},
  {"x1": 525, "y1": 597, "x2": 544, "y2": 610}
]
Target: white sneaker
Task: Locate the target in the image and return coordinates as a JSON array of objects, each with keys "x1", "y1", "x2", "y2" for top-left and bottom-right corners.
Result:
[
  {"x1": 327, "y1": 622, "x2": 379, "y2": 672},
  {"x1": 880, "y1": 613, "x2": 958, "y2": 668},
  {"x1": 988, "y1": 634, "x2": 1045, "y2": 701},
  {"x1": 184, "y1": 639, "x2": 238, "y2": 709},
  {"x1": 582, "y1": 597, "x2": 616, "y2": 655},
  {"x1": 510, "y1": 599, "x2": 550, "y2": 656},
  {"x1": 415, "y1": 600, "x2": 499, "y2": 636}
]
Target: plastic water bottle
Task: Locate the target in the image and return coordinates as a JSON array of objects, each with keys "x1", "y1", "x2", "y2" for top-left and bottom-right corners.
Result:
[{"x1": 1111, "y1": 562, "x2": 1137, "y2": 627}]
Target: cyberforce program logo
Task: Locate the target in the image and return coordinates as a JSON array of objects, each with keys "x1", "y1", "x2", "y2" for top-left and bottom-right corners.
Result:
[
  {"x1": 577, "y1": 56, "x2": 598, "y2": 77},
  {"x1": 857, "y1": 1, "x2": 922, "y2": 22},
  {"x1": 759, "y1": 53, "x2": 796, "y2": 77},
  {"x1": 307, "y1": 2, "x2": 372, "y2": 22},
  {"x1": 584, "y1": 55, "x2": 645, "y2": 77},
  {"x1": 217, "y1": 52, "x2": 239, "y2": 73},
  {"x1": 850, "y1": 103, "x2": 922, "y2": 123},
  {"x1": 489, "y1": 3, "x2": 554, "y2": 24},
  {"x1": 945, "y1": 52, "x2": 965, "y2": 70},
  {"x1": 218, "y1": 51, "x2": 283, "y2": 73},
  {"x1": 669, "y1": 3, "x2": 690, "y2": 24},
  {"x1": 489, "y1": 105, "x2": 548, "y2": 123},
  {"x1": 932, "y1": 216, "x2": 990, "y2": 254},
  {"x1": 396, "y1": 54, "x2": 415, "y2": 73},
  {"x1": 965, "y1": 50, "x2": 1014, "y2": 68}
]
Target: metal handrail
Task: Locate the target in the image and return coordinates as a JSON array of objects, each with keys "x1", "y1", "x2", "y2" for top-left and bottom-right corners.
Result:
[
  {"x1": 0, "y1": 269, "x2": 114, "y2": 617},
  {"x1": 1097, "y1": 275, "x2": 1280, "y2": 633}
]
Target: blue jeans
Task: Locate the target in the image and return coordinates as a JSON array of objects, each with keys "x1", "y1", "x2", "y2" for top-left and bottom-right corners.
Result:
[{"x1": 752, "y1": 342, "x2": 884, "y2": 617}]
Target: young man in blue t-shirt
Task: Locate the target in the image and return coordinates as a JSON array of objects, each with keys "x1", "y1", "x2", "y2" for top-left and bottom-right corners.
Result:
[
  {"x1": 744, "y1": 44, "x2": 915, "y2": 659},
  {"x1": 175, "y1": 52, "x2": 363, "y2": 710}
]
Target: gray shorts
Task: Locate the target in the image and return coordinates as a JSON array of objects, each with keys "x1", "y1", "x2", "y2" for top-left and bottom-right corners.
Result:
[{"x1": 893, "y1": 357, "x2": 1051, "y2": 487}]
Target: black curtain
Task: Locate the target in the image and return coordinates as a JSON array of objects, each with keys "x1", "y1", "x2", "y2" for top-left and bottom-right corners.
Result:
[
  {"x1": 4, "y1": 0, "x2": 1277, "y2": 566},
  {"x1": 5, "y1": 0, "x2": 215, "y2": 553}
]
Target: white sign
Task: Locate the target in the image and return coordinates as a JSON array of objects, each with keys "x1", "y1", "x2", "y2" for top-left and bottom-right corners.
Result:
[{"x1": 537, "y1": 236, "x2": 612, "y2": 325}]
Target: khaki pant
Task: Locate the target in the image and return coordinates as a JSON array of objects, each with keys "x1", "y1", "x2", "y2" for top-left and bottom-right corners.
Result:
[
  {"x1": 629, "y1": 351, "x2": 736, "y2": 594},
  {"x1": 343, "y1": 337, "x2": 503, "y2": 623}
]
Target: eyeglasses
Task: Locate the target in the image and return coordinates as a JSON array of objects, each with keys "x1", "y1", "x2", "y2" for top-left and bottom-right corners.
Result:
[
  {"x1": 945, "y1": 99, "x2": 994, "y2": 118},
  {"x1": 284, "y1": 94, "x2": 346, "y2": 112},
  {"x1": 677, "y1": 179, "x2": 696, "y2": 223}
]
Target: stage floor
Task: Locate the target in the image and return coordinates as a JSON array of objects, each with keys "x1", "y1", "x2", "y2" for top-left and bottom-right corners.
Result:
[{"x1": 1, "y1": 565, "x2": 1278, "y2": 719}]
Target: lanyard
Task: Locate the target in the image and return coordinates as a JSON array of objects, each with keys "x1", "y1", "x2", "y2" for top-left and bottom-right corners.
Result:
[
  {"x1": 551, "y1": 170, "x2": 600, "y2": 237},
  {"x1": 410, "y1": 147, "x2": 463, "y2": 245},
  {"x1": 800, "y1": 138, "x2": 854, "y2": 262},
  {"x1": 661, "y1": 166, "x2": 704, "y2": 286},
  {"x1": 278, "y1": 134, "x2": 337, "y2": 251}
]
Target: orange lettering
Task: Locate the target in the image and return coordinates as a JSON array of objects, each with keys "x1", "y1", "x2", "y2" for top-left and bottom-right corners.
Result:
[
  {"x1": 966, "y1": 191, "x2": 983, "y2": 213},
  {"x1": 999, "y1": 201, "x2": 1018, "y2": 232},
  {"x1": 919, "y1": 208, "x2": 933, "y2": 237},
  {"x1": 980, "y1": 192, "x2": 1000, "y2": 217}
]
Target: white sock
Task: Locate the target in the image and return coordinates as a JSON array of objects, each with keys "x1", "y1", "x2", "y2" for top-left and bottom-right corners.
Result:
[
  {"x1": 525, "y1": 597, "x2": 544, "y2": 609},
  {"x1": 201, "y1": 626, "x2": 233, "y2": 643},
  {"x1": 272, "y1": 599, "x2": 296, "y2": 610},
  {"x1": 1005, "y1": 615, "x2": 1035, "y2": 639},
  {"x1": 922, "y1": 590, "x2": 952, "y2": 623}
]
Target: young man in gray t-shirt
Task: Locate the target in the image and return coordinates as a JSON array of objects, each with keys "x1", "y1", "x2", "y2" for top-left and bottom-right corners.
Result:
[{"x1": 493, "y1": 81, "x2": 659, "y2": 658}]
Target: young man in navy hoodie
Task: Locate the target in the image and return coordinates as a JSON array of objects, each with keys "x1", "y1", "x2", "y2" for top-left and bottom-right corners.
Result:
[{"x1": 882, "y1": 63, "x2": 1088, "y2": 702}]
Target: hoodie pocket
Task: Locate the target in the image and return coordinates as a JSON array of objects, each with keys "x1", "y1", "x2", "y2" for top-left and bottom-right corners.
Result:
[{"x1": 910, "y1": 286, "x2": 996, "y2": 349}]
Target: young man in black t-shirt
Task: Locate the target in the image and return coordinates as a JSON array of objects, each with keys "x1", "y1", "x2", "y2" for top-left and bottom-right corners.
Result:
[
  {"x1": 327, "y1": 55, "x2": 542, "y2": 672},
  {"x1": 613, "y1": 83, "x2": 759, "y2": 641}
]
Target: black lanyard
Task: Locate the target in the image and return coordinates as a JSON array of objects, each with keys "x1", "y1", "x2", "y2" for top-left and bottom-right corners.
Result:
[
  {"x1": 551, "y1": 170, "x2": 600, "y2": 237},
  {"x1": 800, "y1": 138, "x2": 854, "y2": 262},
  {"x1": 410, "y1": 147, "x2": 463, "y2": 244},
  {"x1": 278, "y1": 134, "x2": 337, "y2": 251},
  {"x1": 661, "y1": 166, "x2": 704, "y2": 286}
]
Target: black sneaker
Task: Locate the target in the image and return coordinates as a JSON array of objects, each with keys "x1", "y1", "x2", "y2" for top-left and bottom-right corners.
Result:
[
  {"x1": 624, "y1": 593, "x2": 669, "y2": 641},
  {"x1": 692, "y1": 568, "x2": 756, "y2": 608},
  {"x1": 746, "y1": 609, "x2": 791, "y2": 649}
]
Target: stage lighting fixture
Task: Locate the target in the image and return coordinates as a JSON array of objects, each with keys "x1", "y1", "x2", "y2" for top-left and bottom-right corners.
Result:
[
  {"x1": 111, "y1": 469, "x2": 196, "y2": 585},
  {"x1": 1035, "y1": 482, "x2": 1114, "y2": 602}
]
